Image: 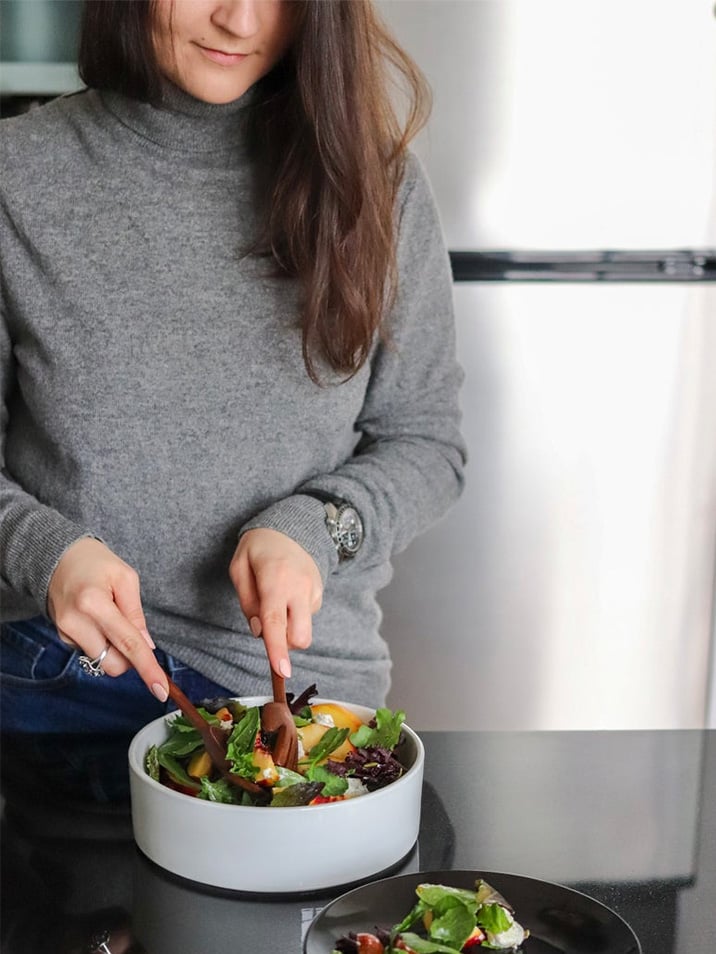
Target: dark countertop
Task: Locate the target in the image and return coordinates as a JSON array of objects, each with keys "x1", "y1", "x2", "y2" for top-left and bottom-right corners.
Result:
[{"x1": 2, "y1": 729, "x2": 715, "y2": 953}]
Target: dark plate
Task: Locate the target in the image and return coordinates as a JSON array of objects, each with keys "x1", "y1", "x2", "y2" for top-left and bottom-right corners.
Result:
[{"x1": 303, "y1": 869, "x2": 642, "y2": 954}]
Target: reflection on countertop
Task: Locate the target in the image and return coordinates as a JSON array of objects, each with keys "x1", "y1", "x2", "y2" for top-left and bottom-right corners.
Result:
[{"x1": 2, "y1": 730, "x2": 715, "y2": 954}]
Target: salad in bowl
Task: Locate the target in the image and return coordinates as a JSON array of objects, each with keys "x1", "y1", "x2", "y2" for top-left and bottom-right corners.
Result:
[
  {"x1": 129, "y1": 687, "x2": 424, "y2": 892},
  {"x1": 144, "y1": 683, "x2": 408, "y2": 807}
]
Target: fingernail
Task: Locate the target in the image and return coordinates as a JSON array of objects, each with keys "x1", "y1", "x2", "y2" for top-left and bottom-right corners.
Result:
[
  {"x1": 152, "y1": 682, "x2": 169, "y2": 702},
  {"x1": 250, "y1": 617, "x2": 262, "y2": 637},
  {"x1": 142, "y1": 628, "x2": 156, "y2": 649},
  {"x1": 279, "y1": 658, "x2": 291, "y2": 679}
]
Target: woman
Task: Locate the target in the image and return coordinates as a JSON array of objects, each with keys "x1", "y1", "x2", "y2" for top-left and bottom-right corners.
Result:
[{"x1": 0, "y1": 0, "x2": 466, "y2": 734}]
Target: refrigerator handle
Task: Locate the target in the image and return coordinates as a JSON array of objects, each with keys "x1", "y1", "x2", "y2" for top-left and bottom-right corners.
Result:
[{"x1": 449, "y1": 249, "x2": 716, "y2": 282}]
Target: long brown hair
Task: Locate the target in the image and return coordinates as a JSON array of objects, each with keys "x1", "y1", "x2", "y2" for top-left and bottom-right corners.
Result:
[{"x1": 78, "y1": 1, "x2": 431, "y2": 382}]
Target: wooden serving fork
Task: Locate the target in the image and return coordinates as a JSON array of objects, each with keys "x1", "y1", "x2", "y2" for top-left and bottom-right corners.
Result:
[{"x1": 260, "y1": 668, "x2": 299, "y2": 772}]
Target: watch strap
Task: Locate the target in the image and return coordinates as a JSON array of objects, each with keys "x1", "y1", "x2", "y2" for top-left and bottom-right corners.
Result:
[
  {"x1": 301, "y1": 491, "x2": 363, "y2": 560},
  {"x1": 300, "y1": 490, "x2": 337, "y2": 506}
]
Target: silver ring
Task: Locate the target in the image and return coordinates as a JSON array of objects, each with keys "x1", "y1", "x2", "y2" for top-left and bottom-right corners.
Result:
[
  {"x1": 86, "y1": 929, "x2": 112, "y2": 953},
  {"x1": 78, "y1": 642, "x2": 111, "y2": 677}
]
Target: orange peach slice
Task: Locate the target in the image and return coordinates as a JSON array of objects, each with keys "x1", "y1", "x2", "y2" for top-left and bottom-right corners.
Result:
[
  {"x1": 252, "y1": 744, "x2": 279, "y2": 786},
  {"x1": 298, "y1": 721, "x2": 329, "y2": 753},
  {"x1": 310, "y1": 702, "x2": 364, "y2": 734},
  {"x1": 300, "y1": 714, "x2": 357, "y2": 763}
]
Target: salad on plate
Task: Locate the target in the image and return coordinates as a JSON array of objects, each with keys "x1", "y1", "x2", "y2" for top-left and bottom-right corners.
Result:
[
  {"x1": 332, "y1": 879, "x2": 529, "y2": 954},
  {"x1": 144, "y1": 684, "x2": 408, "y2": 807}
]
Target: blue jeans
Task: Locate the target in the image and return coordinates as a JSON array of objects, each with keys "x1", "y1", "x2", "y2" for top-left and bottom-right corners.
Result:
[
  {"x1": 0, "y1": 616, "x2": 235, "y2": 803},
  {"x1": 0, "y1": 615, "x2": 234, "y2": 734}
]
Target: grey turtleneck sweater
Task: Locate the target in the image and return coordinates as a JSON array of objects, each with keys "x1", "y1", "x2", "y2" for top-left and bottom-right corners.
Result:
[{"x1": 0, "y1": 84, "x2": 465, "y2": 707}]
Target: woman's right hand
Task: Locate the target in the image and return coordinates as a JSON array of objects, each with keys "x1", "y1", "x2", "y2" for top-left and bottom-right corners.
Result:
[{"x1": 47, "y1": 537, "x2": 169, "y2": 701}]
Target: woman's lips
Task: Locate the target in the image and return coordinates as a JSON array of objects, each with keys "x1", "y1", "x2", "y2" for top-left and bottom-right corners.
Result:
[{"x1": 197, "y1": 45, "x2": 250, "y2": 66}]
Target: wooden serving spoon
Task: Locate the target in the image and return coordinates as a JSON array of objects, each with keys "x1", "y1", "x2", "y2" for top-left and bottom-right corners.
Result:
[
  {"x1": 260, "y1": 668, "x2": 299, "y2": 772},
  {"x1": 165, "y1": 677, "x2": 266, "y2": 799}
]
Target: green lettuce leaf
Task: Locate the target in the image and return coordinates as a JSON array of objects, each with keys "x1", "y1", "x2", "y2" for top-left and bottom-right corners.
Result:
[
  {"x1": 477, "y1": 903, "x2": 512, "y2": 935},
  {"x1": 227, "y1": 751, "x2": 257, "y2": 781},
  {"x1": 392, "y1": 899, "x2": 430, "y2": 935},
  {"x1": 226, "y1": 706, "x2": 261, "y2": 780},
  {"x1": 227, "y1": 706, "x2": 260, "y2": 750},
  {"x1": 170, "y1": 708, "x2": 221, "y2": 729},
  {"x1": 157, "y1": 708, "x2": 224, "y2": 759},
  {"x1": 395, "y1": 933, "x2": 463, "y2": 953},
  {"x1": 198, "y1": 777, "x2": 240, "y2": 804},
  {"x1": 349, "y1": 707, "x2": 405, "y2": 750},
  {"x1": 302, "y1": 726, "x2": 350, "y2": 767},
  {"x1": 305, "y1": 764, "x2": 349, "y2": 796},
  {"x1": 428, "y1": 904, "x2": 476, "y2": 949},
  {"x1": 157, "y1": 728, "x2": 203, "y2": 759},
  {"x1": 225, "y1": 706, "x2": 260, "y2": 777},
  {"x1": 156, "y1": 751, "x2": 201, "y2": 790},
  {"x1": 145, "y1": 745, "x2": 160, "y2": 781},
  {"x1": 270, "y1": 782, "x2": 323, "y2": 806},
  {"x1": 274, "y1": 766, "x2": 305, "y2": 788},
  {"x1": 416, "y1": 884, "x2": 478, "y2": 915}
]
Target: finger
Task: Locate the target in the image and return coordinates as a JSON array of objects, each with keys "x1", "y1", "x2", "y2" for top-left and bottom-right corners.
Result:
[
  {"x1": 81, "y1": 640, "x2": 132, "y2": 678},
  {"x1": 56, "y1": 628, "x2": 81, "y2": 649},
  {"x1": 112, "y1": 568, "x2": 155, "y2": 649},
  {"x1": 229, "y1": 557, "x2": 261, "y2": 637},
  {"x1": 229, "y1": 550, "x2": 262, "y2": 636},
  {"x1": 286, "y1": 596, "x2": 313, "y2": 651},
  {"x1": 56, "y1": 615, "x2": 132, "y2": 678},
  {"x1": 259, "y1": 606, "x2": 291, "y2": 679},
  {"x1": 78, "y1": 596, "x2": 169, "y2": 701},
  {"x1": 285, "y1": 568, "x2": 322, "y2": 650}
]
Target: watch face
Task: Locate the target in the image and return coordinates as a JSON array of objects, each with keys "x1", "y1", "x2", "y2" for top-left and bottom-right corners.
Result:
[{"x1": 335, "y1": 506, "x2": 363, "y2": 556}]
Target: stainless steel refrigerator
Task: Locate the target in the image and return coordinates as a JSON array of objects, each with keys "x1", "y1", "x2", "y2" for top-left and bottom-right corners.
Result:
[{"x1": 376, "y1": 0, "x2": 716, "y2": 732}]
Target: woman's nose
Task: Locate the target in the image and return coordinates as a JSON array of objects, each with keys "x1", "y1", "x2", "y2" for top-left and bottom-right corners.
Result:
[{"x1": 210, "y1": 0, "x2": 262, "y2": 39}]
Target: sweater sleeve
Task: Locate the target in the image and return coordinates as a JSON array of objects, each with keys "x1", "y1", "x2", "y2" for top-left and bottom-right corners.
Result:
[
  {"x1": 0, "y1": 264, "x2": 91, "y2": 617},
  {"x1": 239, "y1": 154, "x2": 467, "y2": 581}
]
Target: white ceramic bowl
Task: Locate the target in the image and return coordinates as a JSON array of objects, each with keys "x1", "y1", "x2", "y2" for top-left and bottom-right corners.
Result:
[{"x1": 128, "y1": 697, "x2": 424, "y2": 894}]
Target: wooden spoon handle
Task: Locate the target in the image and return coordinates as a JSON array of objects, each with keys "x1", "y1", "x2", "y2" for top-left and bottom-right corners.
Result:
[
  {"x1": 166, "y1": 678, "x2": 211, "y2": 735},
  {"x1": 271, "y1": 667, "x2": 288, "y2": 705}
]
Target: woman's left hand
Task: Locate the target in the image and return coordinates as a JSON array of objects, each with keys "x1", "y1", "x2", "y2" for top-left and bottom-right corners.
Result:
[{"x1": 229, "y1": 528, "x2": 323, "y2": 678}]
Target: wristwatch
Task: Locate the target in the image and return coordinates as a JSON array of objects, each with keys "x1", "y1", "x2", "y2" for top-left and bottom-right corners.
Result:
[{"x1": 302, "y1": 491, "x2": 364, "y2": 561}]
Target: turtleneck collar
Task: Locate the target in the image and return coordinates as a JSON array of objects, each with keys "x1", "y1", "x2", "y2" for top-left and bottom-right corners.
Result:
[{"x1": 100, "y1": 80, "x2": 257, "y2": 155}]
